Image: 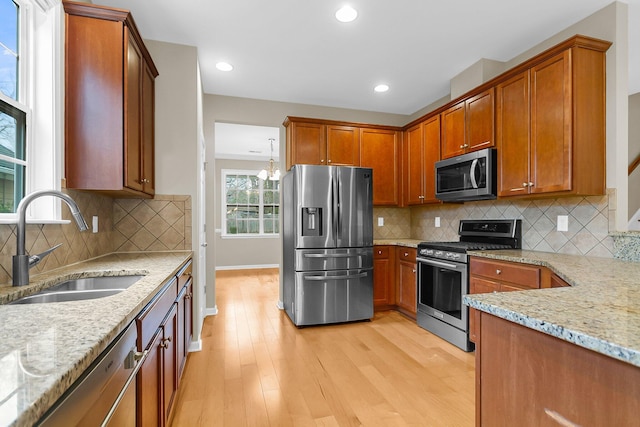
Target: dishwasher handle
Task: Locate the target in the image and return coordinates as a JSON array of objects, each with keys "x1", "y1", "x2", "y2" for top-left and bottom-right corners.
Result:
[{"x1": 100, "y1": 349, "x2": 149, "y2": 427}]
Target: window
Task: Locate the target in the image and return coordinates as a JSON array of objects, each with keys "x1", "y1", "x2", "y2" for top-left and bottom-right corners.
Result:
[
  {"x1": 0, "y1": 0, "x2": 26, "y2": 213},
  {"x1": 222, "y1": 169, "x2": 279, "y2": 237}
]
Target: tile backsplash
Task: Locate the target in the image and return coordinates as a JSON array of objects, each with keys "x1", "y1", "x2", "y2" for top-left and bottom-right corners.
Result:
[
  {"x1": 374, "y1": 189, "x2": 616, "y2": 258},
  {"x1": 0, "y1": 192, "x2": 191, "y2": 285}
]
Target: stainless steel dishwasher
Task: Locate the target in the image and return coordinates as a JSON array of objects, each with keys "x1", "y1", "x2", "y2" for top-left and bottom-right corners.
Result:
[{"x1": 37, "y1": 321, "x2": 148, "y2": 426}]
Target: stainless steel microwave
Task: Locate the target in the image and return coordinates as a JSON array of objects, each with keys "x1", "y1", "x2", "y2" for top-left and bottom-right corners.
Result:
[{"x1": 435, "y1": 148, "x2": 497, "y2": 202}]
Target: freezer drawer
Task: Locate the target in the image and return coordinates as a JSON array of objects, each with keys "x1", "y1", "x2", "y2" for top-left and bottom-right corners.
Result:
[
  {"x1": 295, "y1": 247, "x2": 373, "y2": 272},
  {"x1": 288, "y1": 268, "x2": 373, "y2": 326}
]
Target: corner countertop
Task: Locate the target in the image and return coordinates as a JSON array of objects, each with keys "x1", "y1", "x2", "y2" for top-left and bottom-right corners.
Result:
[
  {"x1": 373, "y1": 239, "x2": 422, "y2": 248},
  {"x1": 0, "y1": 251, "x2": 193, "y2": 427},
  {"x1": 463, "y1": 250, "x2": 640, "y2": 368}
]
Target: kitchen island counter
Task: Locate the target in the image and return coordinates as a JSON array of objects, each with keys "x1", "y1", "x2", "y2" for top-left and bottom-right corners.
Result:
[
  {"x1": 373, "y1": 238, "x2": 422, "y2": 248},
  {"x1": 464, "y1": 249, "x2": 640, "y2": 368},
  {"x1": 0, "y1": 250, "x2": 193, "y2": 427}
]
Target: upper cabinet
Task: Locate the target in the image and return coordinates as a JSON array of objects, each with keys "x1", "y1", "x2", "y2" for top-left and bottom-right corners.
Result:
[
  {"x1": 64, "y1": 1, "x2": 158, "y2": 198},
  {"x1": 497, "y1": 37, "x2": 610, "y2": 197},
  {"x1": 403, "y1": 115, "x2": 440, "y2": 205},
  {"x1": 284, "y1": 117, "x2": 402, "y2": 206},
  {"x1": 284, "y1": 117, "x2": 360, "y2": 169},
  {"x1": 441, "y1": 88, "x2": 494, "y2": 159},
  {"x1": 360, "y1": 128, "x2": 400, "y2": 206}
]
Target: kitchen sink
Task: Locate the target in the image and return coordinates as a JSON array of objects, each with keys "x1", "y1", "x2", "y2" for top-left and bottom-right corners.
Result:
[{"x1": 10, "y1": 275, "x2": 143, "y2": 305}]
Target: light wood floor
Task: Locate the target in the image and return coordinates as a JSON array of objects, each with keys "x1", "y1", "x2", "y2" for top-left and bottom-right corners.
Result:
[{"x1": 171, "y1": 269, "x2": 476, "y2": 426}]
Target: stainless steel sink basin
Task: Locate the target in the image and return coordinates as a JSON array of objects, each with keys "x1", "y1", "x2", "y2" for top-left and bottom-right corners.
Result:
[{"x1": 11, "y1": 275, "x2": 143, "y2": 305}]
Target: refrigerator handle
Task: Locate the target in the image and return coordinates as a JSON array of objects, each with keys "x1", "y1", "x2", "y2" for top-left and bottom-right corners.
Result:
[{"x1": 333, "y1": 174, "x2": 340, "y2": 244}]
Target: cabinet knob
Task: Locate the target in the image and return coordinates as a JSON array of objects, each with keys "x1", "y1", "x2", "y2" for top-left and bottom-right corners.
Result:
[
  {"x1": 321, "y1": 159, "x2": 325, "y2": 163},
  {"x1": 522, "y1": 182, "x2": 529, "y2": 187},
  {"x1": 140, "y1": 178, "x2": 150, "y2": 184},
  {"x1": 404, "y1": 252, "x2": 409, "y2": 257},
  {"x1": 528, "y1": 182, "x2": 534, "y2": 187},
  {"x1": 328, "y1": 159, "x2": 332, "y2": 163},
  {"x1": 412, "y1": 269, "x2": 416, "y2": 273},
  {"x1": 418, "y1": 195, "x2": 425, "y2": 199},
  {"x1": 459, "y1": 145, "x2": 465, "y2": 149},
  {"x1": 496, "y1": 269, "x2": 502, "y2": 275},
  {"x1": 378, "y1": 250, "x2": 382, "y2": 254}
]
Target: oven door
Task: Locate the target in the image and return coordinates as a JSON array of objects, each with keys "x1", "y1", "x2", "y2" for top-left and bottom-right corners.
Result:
[{"x1": 416, "y1": 256, "x2": 468, "y2": 332}]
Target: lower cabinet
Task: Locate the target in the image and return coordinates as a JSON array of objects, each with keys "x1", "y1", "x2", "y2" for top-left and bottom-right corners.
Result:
[
  {"x1": 137, "y1": 258, "x2": 193, "y2": 427},
  {"x1": 396, "y1": 248, "x2": 417, "y2": 319},
  {"x1": 477, "y1": 313, "x2": 640, "y2": 426},
  {"x1": 373, "y1": 246, "x2": 395, "y2": 310}
]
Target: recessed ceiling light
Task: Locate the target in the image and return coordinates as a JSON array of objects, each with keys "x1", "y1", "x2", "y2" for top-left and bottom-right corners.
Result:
[
  {"x1": 216, "y1": 62, "x2": 233, "y2": 72},
  {"x1": 335, "y1": 5, "x2": 358, "y2": 23},
  {"x1": 374, "y1": 84, "x2": 389, "y2": 93}
]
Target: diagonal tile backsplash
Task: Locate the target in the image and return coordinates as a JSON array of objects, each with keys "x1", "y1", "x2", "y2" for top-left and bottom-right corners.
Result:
[{"x1": 375, "y1": 189, "x2": 616, "y2": 258}]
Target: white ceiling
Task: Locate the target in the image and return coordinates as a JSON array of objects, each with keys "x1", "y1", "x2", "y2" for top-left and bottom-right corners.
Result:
[{"x1": 95, "y1": 0, "x2": 639, "y2": 157}]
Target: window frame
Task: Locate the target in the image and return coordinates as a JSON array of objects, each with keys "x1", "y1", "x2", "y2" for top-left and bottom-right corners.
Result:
[
  {"x1": 221, "y1": 168, "x2": 280, "y2": 239},
  {"x1": 0, "y1": 0, "x2": 64, "y2": 223}
]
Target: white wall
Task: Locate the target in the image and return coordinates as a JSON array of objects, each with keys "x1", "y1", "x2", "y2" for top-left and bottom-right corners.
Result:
[
  {"x1": 629, "y1": 93, "x2": 640, "y2": 218},
  {"x1": 145, "y1": 39, "x2": 204, "y2": 344}
]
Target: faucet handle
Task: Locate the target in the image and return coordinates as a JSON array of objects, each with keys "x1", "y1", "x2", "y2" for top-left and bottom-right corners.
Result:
[{"x1": 29, "y1": 243, "x2": 63, "y2": 268}]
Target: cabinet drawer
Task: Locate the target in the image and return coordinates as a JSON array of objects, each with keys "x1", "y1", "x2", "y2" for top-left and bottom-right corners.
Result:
[
  {"x1": 470, "y1": 257, "x2": 540, "y2": 289},
  {"x1": 397, "y1": 247, "x2": 417, "y2": 262},
  {"x1": 136, "y1": 278, "x2": 178, "y2": 350},
  {"x1": 470, "y1": 276, "x2": 501, "y2": 294},
  {"x1": 374, "y1": 246, "x2": 390, "y2": 258},
  {"x1": 176, "y1": 259, "x2": 193, "y2": 288}
]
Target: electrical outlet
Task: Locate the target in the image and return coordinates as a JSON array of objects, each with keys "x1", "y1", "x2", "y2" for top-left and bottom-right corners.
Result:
[
  {"x1": 435, "y1": 217, "x2": 441, "y2": 227},
  {"x1": 557, "y1": 215, "x2": 569, "y2": 232},
  {"x1": 92, "y1": 216, "x2": 99, "y2": 233},
  {"x1": 377, "y1": 217, "x2": 384, "y2": 227}
]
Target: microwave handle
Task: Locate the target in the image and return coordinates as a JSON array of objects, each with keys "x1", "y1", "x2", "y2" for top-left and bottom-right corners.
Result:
[{"x1": 470, "y1": 159, "x2": 479, "y2": 189}]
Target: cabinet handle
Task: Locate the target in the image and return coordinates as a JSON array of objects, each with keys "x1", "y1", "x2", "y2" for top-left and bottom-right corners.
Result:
[
  {"x1": 160, "y1": 337, "x2": 172, "y2": 348},
  {"x1": 185, "y1": 292, "x2": 193, "y2": 300},
  {"x1": 141, "y1": 178, "x2": 150, "y2": 184},
  {"x1": 496, "y1": 269, "x2": 502, "y2": 275}
]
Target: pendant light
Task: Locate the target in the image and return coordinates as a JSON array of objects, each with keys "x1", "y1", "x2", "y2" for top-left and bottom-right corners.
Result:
[{"x1": 257, "y1": 138, "x2": 280, "y2": 180}]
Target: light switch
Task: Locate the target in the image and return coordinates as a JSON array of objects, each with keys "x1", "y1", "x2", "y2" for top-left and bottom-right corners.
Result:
[
  {"x1": 92, "y1": 216, "x2": 99, "y2": 233},
  {"x1": 377, "y1": 217, "x2": 384, "y2": 227},
  {"x1": 435, "y1": 217, "x2": 441, "y2": 227},
  {"x1": 557, "y1": 215, "x2": 569, "y2": 232}
]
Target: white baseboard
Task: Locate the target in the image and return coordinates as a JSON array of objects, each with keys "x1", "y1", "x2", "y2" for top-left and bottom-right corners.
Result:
[
  {"x1": 188, "y1": 339, "x2": 202, "y2": 352},
  {"x1": 205, "y1": 306, "x2": 218, "y2": 316},
  {"x1": 215, "y1": 264, "x2": 279, "y2": 271}
]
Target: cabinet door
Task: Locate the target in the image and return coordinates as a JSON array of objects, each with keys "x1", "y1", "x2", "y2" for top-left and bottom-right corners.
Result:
[
  {"x1": 497, "y1": 71, "x2": 531, "y2": 197},
  {"x1": 373, "y1": 246, "x2": 393, "y2": 309},
  {"x1": 422, "y1": 115, "x2": 440, "y2": 203},
  {"x1": 530, "y1": 50, "x2": 572, "y2": 194},
  {"x1": 290, "y1": 122, "x2": 326, "y2": 166},
  {"x1": 141, "y1": 61, "x2": 155, "y2": 195},
  {"x1": 125, "y1": 29, "x2": 144, "y2": 193},
  {"x1": 466, "y1": 88, "x2": 494, "y2": 152},
  {"x1": 441, "y1": 101, "x2": 465, "y2": 159},
  {"x1": 138, "y1": 329, "x2": 163, "y2": 427},
  {"x1": 162, "y1": 304, "x2": 178, "y2": 424},
  {"x1": 397, "y1": 260, "x2": 417, "y2": 317},
  {"x1": 360, "y1": 128, "x2": 399, "y2": 205},
  {"x1": 327, "y1": 125, "x2": 360, "y2": 166},
  {"x1": 403, "y1": 124, "x2": 424, "y2": 205},
  {"x1": 469, "y1": 276, "x2": 501, "y2": 342}
]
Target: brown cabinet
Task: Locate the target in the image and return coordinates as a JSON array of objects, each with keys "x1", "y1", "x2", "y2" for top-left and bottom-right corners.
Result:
[
  {"x1": 360, "y1": 128, "x2": 400, "y2": 205},
  {"x1": 137, "y1": 258, "x2": 193, "y2": 427},
  {"x1": 284, "y1": 118, "x2": 361, "y2": 169},
  {"x1": 497, "y1": 37, "x2": 609, "y2": 197},
  {"x1": 441, "y1": 88, "x2": 494, "y2": 159},
  {"x1": 373, "y1": 246, "x2": 395, "y2": 310},
  {"x1": 476, "y1": 313, "x2": 640, "y2": 426},
  {"x1": 469, "y1": 257, "x2": 542, "y2": 342},
  {"x1": 396, "y1": 248, "x2": 417, "y2": 319},
  {"x1": 64, "y1": 1, "x2": 158, "y2": 198},
  {"x1": 402, "y1": 115, "x2": 440, "y2": 205}
]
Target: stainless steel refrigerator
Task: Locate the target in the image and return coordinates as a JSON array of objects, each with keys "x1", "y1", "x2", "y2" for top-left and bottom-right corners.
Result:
[{"x1": 282, "y1": 165, "x2": 374, "y2": 326}]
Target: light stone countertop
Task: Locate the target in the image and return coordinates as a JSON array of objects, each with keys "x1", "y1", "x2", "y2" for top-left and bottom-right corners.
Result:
[
  {"x1": 373, "y1": 239, "x2": 423, "y2": 248},
  {"x1": 463, "y1": 250, "x2": 640, "y2": 368},
  {"x1": 0, "y1": 251, "x2": 193, "y2": 427}
]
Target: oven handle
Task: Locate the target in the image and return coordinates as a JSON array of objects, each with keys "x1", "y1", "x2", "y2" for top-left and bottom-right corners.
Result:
[{"x1": 416, "y1": 257, "x2": 463, "y2": 270}]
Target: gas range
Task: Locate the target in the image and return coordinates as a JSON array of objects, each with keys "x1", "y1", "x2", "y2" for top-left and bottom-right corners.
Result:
[{"x1": 418, "y1": 219, "x2": 522, "y2": 263}]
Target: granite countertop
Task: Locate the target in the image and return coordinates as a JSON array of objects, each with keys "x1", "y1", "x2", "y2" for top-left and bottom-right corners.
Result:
[
  {"x1": 373, "y1": 238, "x2": 423, "y2": 248},
  {"x1": 0, "y1": 250, "x2": 193, "y2": 427},
  {"x1": 464, "y1": 250, "x2": 640, "y2": 368}
]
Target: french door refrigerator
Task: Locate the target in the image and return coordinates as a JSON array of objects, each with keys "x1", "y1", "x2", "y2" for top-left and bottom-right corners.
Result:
[{"x1": 282, "y1": 165, "x2": 374, "y2": 326}]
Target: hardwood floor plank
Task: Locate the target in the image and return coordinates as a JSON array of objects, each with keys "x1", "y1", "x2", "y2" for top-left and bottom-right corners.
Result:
[{"x1": 171, "y1": 269, "x2": 475, "y2": 426}]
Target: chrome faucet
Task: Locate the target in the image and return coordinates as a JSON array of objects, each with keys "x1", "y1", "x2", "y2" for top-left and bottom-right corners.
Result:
[{"x1": 12, "y1": 190, "x2": 89, "y2": 286}]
